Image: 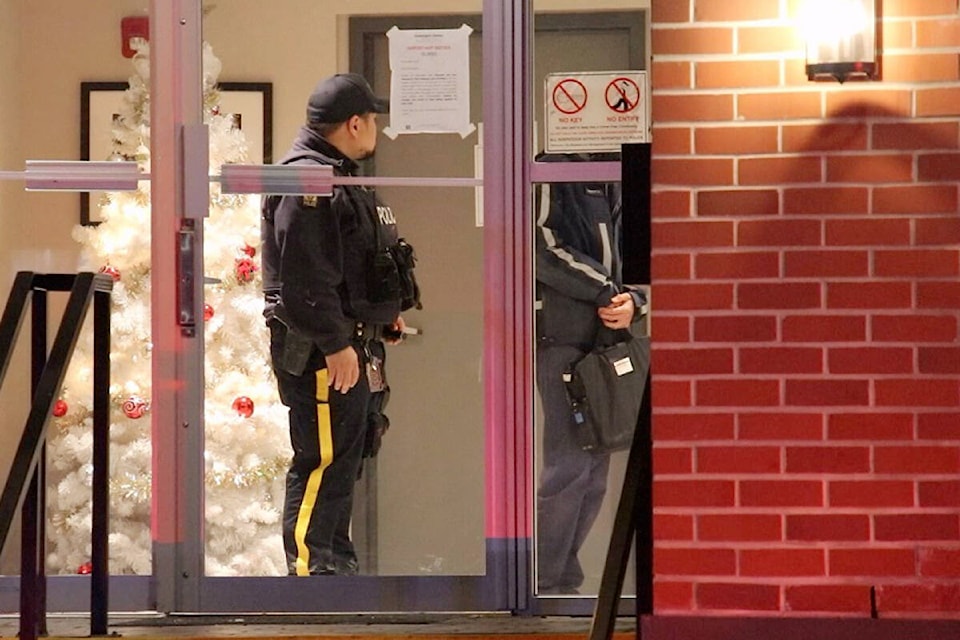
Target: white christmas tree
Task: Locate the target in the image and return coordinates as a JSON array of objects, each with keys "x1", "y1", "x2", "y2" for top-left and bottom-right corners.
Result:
[{"x1": 46, "y1": 42, "x2": 290, "y2": 576}]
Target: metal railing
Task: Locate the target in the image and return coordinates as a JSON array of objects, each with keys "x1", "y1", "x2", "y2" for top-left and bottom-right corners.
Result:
[{"x1": 0, "y1": 272, "x2": 113, "y2": 640}]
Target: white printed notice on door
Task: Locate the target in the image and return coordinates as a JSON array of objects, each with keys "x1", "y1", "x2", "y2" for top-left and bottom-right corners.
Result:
[
  {"x1": 384, "y1": 25, "x2": 476, "y2": 139},
  {"x1": 544, "y1": 71, "x2": 648, "y2": 153}
]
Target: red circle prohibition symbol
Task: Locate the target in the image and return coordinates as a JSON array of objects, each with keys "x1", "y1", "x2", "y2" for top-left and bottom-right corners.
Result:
[
  {"x1": 606, "y1": 77, "x2": 640, "y2": 113},
  {"x1": 552, "y1": 79, "x2": 587, "y2": 115}
]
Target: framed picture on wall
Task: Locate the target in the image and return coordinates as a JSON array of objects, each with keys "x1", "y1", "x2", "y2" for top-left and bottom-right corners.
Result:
[{"x1": 79, "y1": 81, "x2": 273, "y2": 226}]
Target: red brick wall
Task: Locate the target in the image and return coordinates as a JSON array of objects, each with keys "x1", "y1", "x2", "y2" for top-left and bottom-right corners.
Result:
[{"x1": 649, "y1": 0, "x2": 960, "y2": 616}]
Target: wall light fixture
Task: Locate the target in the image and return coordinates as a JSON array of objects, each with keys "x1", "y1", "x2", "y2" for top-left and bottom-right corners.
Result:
[{"x1": 800, "y1": 0, "x2": 880, "y2": 82}]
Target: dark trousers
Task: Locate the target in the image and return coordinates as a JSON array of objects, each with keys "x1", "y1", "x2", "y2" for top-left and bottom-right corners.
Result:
[
  {"x1": 536, "y1": 343, "x2": 611, "y2": 593},
  {"x1": 271, "y1": 328, "x2": 369, "y2": 576}
]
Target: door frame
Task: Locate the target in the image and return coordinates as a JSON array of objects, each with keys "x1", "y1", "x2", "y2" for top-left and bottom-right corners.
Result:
[
  {"x1": 349, "y1": 7, "x2": 647, "y2": 617},
  {"x1": 0, "y1": 0, "x2": 647, "y2": 618}
]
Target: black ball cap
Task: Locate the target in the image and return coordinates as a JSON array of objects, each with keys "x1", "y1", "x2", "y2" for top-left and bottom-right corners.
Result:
[{"x1": 306, "y1": 73, "x2": 389, "y2": 124}]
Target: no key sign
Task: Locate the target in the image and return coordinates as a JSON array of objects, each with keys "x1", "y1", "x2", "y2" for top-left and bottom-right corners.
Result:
[{"x1": 544, "y1": 70, "x2": 648, "y2": 154}]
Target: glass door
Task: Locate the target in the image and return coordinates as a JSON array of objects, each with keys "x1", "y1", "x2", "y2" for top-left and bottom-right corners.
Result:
[
  {"x1": 0, "y1": 0, "x2": 157, "y2": 613},
  {"x1": 528, "y1": 1, "x2": 649, "y2": 616},
  {"x1": 193, "y1": 1, "x2": 501, "y2": 612},
  {"x1": 0, "y1": 0, "x2": 649, "y2": 618}
]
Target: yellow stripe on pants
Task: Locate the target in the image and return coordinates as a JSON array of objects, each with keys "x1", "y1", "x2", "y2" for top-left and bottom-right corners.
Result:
[{"x1": 294, "y1": 368, "x2": 333, "y2": 576}]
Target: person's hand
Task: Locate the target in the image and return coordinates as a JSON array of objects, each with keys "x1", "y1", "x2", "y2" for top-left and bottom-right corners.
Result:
[
  {"x1": 325, "y1": 345, "x2": 360, "y2": 394},
  {"x1": 597, "y1": 293, "x2": 635, "y2": 329},
  {"x1": 384, "y1": 315, "x2": 406, "y2": 345}
]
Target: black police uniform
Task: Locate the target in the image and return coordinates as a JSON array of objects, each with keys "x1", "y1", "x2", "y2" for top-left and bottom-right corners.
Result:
[
  {"x1": 261, "y1": 126, "x2": 406, "y2": 576},
  {"x1": 534, "y1": 153, "x2": 646, "y2": 594}
]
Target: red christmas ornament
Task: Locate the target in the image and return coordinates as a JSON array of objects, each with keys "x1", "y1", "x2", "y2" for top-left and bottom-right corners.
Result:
[
  {"x1": 242, "y1": 243, "x2": 256, "y2": 258},
  {"x1": 52, "y1": 399, "x2": 68, "y2": 418},
  {"x1": 122, "y1": 396, "x2": 148, "y2": 419},
  {"x1": 232, "y1": 396, "x2": 255, "y2": 418},
  {"x1": 98, "y1": 265, "x2": 121, "y2": 282},
  {"x1": 203, "y1": 303, "x2": 215, "y2": 321},
  {"x1": 235, "y1": 257, "x2": 258, "y2": 283},
  {"x1": 77, "y1": 561, "x2": 93, "y2": 575}
]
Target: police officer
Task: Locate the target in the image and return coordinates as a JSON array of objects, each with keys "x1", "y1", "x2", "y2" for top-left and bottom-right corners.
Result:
[
  {"x1": 261, "y1": 73, "x2": 415, "y2": 576},
  {"x1": 534, "y1": 153, "x2": 646, "y2": 594}
]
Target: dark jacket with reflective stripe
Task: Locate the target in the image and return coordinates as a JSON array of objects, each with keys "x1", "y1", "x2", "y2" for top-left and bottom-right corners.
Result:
[
  {"x1": 535, "y1": 154, "x2": 645, "y2": 350},
  {"x1": 261, "y1": 127, "x2": 400, "y2": 356}
]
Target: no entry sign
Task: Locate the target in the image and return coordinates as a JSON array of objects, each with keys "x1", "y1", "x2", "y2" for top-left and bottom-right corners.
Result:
[{"x1": 544, "y1": 71, "x2": 648, "y2": 153}]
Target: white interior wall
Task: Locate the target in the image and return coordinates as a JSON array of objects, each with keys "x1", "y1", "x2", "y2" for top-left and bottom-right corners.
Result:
[
  {"x1": 0, "y1": 0, "x2": 21, "y2": 166},
  {"x1": 0, "y1": 1, "x2": 23, "y2": 262},
  {"x1": 0, "y1": 0, "x2": 24, "y2": 572}
]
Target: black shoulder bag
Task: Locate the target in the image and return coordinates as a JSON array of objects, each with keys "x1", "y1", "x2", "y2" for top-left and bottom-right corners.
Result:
[{"x1": 564, "y1": 327, "x2": 651, "y2": 453}]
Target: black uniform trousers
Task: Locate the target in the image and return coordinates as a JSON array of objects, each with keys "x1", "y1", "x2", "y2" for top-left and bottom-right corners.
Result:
[{"x1": 271, "y1": 326, "x2": 369, "y2": 576}]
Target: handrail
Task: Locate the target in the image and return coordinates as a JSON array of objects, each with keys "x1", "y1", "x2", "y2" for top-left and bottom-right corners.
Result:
[
  {"x1": 0, "y1": 272, "x2": 113, "y2": 640},
  {"x1": 0, "y1": 272, "x2": 34, "y2": 384}
]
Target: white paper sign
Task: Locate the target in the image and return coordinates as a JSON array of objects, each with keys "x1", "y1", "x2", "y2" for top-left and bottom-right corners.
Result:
[
  {"x1": 384, "y1": 25, "x2": 476, "y2": 139},
  {"x1": 545, "y1": 71, "x2": 648, "y2": 153}
]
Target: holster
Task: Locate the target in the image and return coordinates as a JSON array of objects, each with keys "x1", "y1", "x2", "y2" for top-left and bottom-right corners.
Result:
[
  {"x1": 278, "y1": 323, "x2": 315, "y2": 376},
  {"x1": 391, "y1": 238, "x2": 422, "y2": 311},
  {"x1": 363, "y1": 340, "x2": 391, "y2": 459}
]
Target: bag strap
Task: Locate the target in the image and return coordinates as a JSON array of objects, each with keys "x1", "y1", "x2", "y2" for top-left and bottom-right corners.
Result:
[{"x1": 594, "y1": 325, "x2": 633, "y2": 349}]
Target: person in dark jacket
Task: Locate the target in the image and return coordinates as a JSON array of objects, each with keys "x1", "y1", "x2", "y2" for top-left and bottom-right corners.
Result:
[
  {"x1": 534, "y1": 154, "x2": 646, "y2": 594},
  {"x1": 261, "y1": 73, "x2": 413, "y2": 576}
]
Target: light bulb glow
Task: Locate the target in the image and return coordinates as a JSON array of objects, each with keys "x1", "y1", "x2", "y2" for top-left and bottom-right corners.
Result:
[
  {"x1": 800, "y1": 0, "x2": 877, "y2": 80},
  {"x1": 800, "y1": 0, "x2": 870, "y2": 46}
]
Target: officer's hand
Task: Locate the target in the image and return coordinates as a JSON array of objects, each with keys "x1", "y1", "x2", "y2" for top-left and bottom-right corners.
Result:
[
  {"x1": 385, "y1": 316, "x2": 406, "y2": 345},
  {"x1": 325, "y1": 346, "x2": 360, "y2": 394},
  {"x1": 598, "y1": 293, "x2": 635, "y2": 329}
]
